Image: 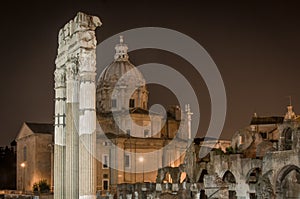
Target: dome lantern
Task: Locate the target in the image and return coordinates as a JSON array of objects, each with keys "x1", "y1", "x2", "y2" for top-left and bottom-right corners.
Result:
[{"x1": 114, "y1": 35, "x2": 129, "y2": 60}]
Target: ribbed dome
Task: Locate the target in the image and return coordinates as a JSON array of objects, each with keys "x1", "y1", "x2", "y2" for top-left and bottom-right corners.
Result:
[
  {"x1": 96, "y1": 36, "x2": 148, "y2": 113},
  {"x1": 97, "y1": 60, "x2": 145, "y2": 87}
]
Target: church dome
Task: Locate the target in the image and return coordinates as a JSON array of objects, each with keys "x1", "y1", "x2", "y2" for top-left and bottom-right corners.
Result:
[
  {"x1": 98, "y1": 59, "x2": 145, "y2": 87},
  {"x1": 96, "y1": 36, "x2": 148, "y2": 113}
]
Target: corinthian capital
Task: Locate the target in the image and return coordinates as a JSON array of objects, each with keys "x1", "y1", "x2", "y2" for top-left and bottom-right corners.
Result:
[
  {"x1": 54, "y1": 68, "x2": 66, "y2": 88},
  {"x1": 78, "y1": 50, "x2": 96, "y2": 73},
  {"x1": 66, "y1": 57, "x2": 79, "y2": 81}
]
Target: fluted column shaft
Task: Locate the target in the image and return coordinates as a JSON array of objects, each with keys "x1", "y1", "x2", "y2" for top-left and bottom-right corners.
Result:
[
  {"x1": 65, "y1": 60, "x2": 79, "y2": 199},
  {"x1": 54, "y1": 66, "x2": 66, "y2": 199},
  {"x1": 79, "y1": 49, "x2": 97, "y2": 199},
  {"x1": 54, "y1": 12, "x2": 101, "y2": 199}
]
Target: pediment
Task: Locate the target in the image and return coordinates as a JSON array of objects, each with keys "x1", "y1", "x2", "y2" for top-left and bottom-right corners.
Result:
[{"x1": 15, "y1": 123, "x2": 34, "y2": 141}]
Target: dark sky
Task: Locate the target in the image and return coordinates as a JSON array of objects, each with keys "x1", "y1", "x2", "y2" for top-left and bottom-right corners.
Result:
[{"x1": 1, "y1": 0, "x2": 300, "y2": 146}]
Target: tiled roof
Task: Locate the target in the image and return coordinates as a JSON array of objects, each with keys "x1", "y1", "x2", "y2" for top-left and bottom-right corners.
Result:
[
  {"x1": 250, "y1": 116, "x2": 284, "y2": 125},
  {"x1": 25, "y1": 122, "x2": 54, "y2": 134}
]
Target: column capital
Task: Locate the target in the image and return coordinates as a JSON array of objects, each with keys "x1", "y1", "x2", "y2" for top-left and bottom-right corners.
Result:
[
  {"x1": 78, "y1": 50, "x2": 96, "y2": 74},
  {"x1": 54, "y1": 68, "x2": 66, "y2": 89},
  {"x1": 66, "y1": 57, "x2": 79, "y2": 81}
]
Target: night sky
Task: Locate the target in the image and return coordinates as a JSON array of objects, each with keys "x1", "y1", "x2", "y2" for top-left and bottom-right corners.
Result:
[{"x1": 1, "y1": 1, "x2": 300, "y2": 146}]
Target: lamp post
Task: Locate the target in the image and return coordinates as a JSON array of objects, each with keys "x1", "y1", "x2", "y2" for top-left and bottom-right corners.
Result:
[
  {"x1": 20, "y1": 162, "x2": 26, "y2": 193},
  {"x1": 139, "y1": 157, "x2": 144, "y2": 182}
]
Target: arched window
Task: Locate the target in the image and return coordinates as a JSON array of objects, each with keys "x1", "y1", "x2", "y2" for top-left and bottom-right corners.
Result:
[
  {"x1": 23, "y1": 146, "x2": 27, "y2": 161},
  {"x1": 276, "y1": 165, "x2": 300, "y2": 198},
  {"x1": 111, "y1": 99, "x2": 117, "y2": 108},
  {"x1": 223, "y1": 171, "x2": 236, "y2": 183},
  {"x1": 282, "y1": 128, "x2": 293, "y2": 150},
  {"x1": 129, "y1": 99, "x2": 135, "y2": 108}
]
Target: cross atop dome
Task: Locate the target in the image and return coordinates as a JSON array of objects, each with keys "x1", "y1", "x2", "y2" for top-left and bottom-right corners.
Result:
[{"x1": 114, "y1": 35, "x2": 129, "y2": 60}]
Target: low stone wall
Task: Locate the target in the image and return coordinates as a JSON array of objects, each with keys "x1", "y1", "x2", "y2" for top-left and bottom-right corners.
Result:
[
  {"x1": 0, "y1": 194, "x2": 33, "y2": 199},
  {"x1": 115, "y1": 182, "x2": 205, "y2": 199},
  {"x1": 0, "y1": 192, "x2": 53, "y2": 199}
]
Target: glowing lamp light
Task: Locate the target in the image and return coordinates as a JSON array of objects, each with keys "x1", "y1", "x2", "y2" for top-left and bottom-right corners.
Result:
[{"x1": 139, "y1": 157, "x2": 144, "y2": 162}]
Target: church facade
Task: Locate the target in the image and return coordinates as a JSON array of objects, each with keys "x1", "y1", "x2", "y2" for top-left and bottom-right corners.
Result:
[
  {"x1": 94, "y1": 35, "x2": 190, "y2": 194},
  {"x1": 15, "y1": 122, "x2": 53, "y2": 192}
]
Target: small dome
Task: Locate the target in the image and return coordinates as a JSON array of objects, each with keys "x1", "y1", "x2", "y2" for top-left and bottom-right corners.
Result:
[
  {"x1": 96, "y1": 36, "x2": 148, "y2": 113},
  {"x1": 97, "y1": 59, "x2": 145, "y2": 87}
]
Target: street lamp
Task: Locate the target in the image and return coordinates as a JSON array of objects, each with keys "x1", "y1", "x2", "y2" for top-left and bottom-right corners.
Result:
[
  {"x1": 139, "y1": 157, "x2": 144, "y2": 182},
  {"x1": 20, "y1": 162, "x2": 26, "y2": 193}
]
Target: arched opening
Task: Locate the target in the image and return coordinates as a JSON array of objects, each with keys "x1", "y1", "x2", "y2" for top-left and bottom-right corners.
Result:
[
  {"x1": 246, "y1": 167, "x2": 261, "y2": 184},
  {"x1": 23, "y1": 146, "x2": 27, "y2": 161},
  {"x1": 197, "y1": 170, "x2": 208, "y2": 199},
  {"x1": 223, "y1": 170, "x2": 236, "y2": 183},
  {"x1": 246, "y1": 168, "x2": 261, "y2": 199},
  {"x1": 198, "y1": 169, "x2": 208, "y2": 183},
  {"x1": 276, "y1": 165, "x2": 300, "y2": 199},
  {"x1": 282, "y1": 127, "x2": 293, "y2": 150},
  {"x1": 222, "y1": 171, "x2": 237, "y2": 199}
]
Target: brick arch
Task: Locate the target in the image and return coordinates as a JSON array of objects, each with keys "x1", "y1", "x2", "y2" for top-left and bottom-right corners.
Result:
[{"x1": 276, "y1": 165, "x2": 300, "y2": 193}]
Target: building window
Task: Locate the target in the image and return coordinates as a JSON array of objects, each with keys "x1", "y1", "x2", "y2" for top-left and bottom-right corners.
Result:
[
  {"x1": 126, "y1": 129, "x2": 130, "y2": 135},
  {"x1": 111, "y1": 99, "x2": 117, "y2": 108},
  {"x1": 124, "y1": 154, "x2": 131, "y2": 168},
  {"x1": 102, "y1": 154, "x2": 109, "y2": 169},
  {"x1": 23, "y1": 146, "x2": 27, "y2": 161},
  {"x1": 103, "y1": 141, "x2": 111, "y2": 146},
  {"x1": 260, "y1": 132, "x2": 267, "y2": 139},
  {"x1": 103, "y1": 179, "x2": 109, "y2": 190},
  {"x1": 129, "y1": 99, "x2": 135, "y2": 108},
  {"x1": 144, "y1": 129, "x2": 150, "y2": 138},
  {"x1": 238, "y1": 135, "x2": 243, "y2": 146}
]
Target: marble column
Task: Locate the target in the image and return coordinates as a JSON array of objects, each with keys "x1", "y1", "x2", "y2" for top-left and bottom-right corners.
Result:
[
  {"x1": 54, "y1": 66, "x2": 66, "y2": 199},
  {"x1": 73, "y1": 13, "x2": 101, "y2": 199},
  {"x1": 65, "y1": 58, "x2": 79, "y2": 198},
  {"x1": 74, "y1": 13, "x2": 101, "y2": 199},
  {"x1": 54, "y1": 12, "x2": 101, "y2": 199},
  {"x1": 79, "y1": 49, "x2": 98, "y2": 199}
]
